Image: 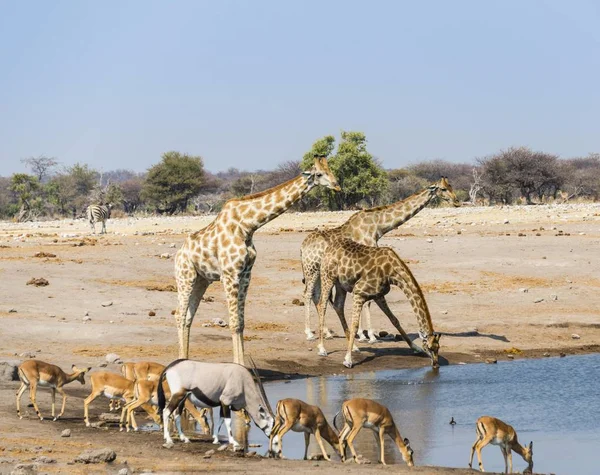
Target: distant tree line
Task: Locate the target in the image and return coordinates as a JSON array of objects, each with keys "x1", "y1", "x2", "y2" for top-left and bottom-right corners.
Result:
[{"x1": 1, "y1": 135, "x2": 599, "y2": 222}]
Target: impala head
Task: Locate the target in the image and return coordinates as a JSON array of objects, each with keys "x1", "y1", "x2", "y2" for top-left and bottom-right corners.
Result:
[
  {"x1": 431, "y1": 176, "x2": 460, "y2": 207},
  {"x1": 402, "y1": 437, "x2": 415, "y2": 467},
  {"x1": 423, "y1": 333, "x2": 441, "y2": 368},
  {"x1": 304, "y1": 155, "x2": 341, "y2": 191},
  {"x1": 72, "y1": 364, "x2": 91, "y2": 384},
  {"x1": 523, "y1": 441, "x2": 533, "y2": 473}
]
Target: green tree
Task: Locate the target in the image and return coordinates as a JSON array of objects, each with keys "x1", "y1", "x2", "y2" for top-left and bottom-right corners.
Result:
[
  {"x1": 299, "y1": 136, "x2": 336, "y2": 210},
  {"x1": 142, "y1": 151, "x2": 205, "y2": 214},
  {"x1": 329, "y1": 131, "x2": 388, "y2": 209},
  {"x1": 10, "y1": 173, "x2": 42, "y2": 221}
]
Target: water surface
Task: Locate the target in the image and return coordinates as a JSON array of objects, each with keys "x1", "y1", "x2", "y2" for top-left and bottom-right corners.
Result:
[{"x1": 247, "y1": 354, "x2": 600, "y2": 474}]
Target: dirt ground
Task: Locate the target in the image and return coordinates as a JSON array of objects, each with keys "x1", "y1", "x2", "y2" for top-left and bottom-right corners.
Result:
[{"x1": 1, "y1": 203, "x2": 600, "y2": 474}]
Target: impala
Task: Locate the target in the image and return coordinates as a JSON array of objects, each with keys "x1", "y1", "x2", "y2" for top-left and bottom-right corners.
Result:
[
  {"x1": 16, "y1": 360, "x2": 90, "y2": 421},
  {"x1": 269, "y1": 398, "x2": 339, "y2": 460},
  {"x1": 469, "y1": 416, "x2": 533, "y2": 474},
  {"x1": 123, "y1": 378, "x2": 213, "y2": 435},
  {"x1": 83, "y1": 371, "x2": 159, "y2": 430},
  {"x1": 109, "y1": 361, "x2": 167, "y2": 412},
  {"x1": 334, "y1": 398, "x2": 414, "y2": 466}
]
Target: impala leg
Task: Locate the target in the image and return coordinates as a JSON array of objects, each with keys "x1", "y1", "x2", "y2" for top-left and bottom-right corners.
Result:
[
  {"x1": 476, "y1": 438, "x2": 491, "y2": 472},
  {"x1": 506, "y1": 447, "x2": 513, "y2": 474},
  {"x1": 16, "y1": 383, "x2": 27, "y2": 419},
  {"x1": 314, "y1": 428, "x2": 331, "y2": 461},
  {"x1": 379, "y1": 427, "x2": 387, "y2": 465},
  {"x1": 83, "y1": 391, "x2": 102, "y2": 426},
  {"x1": 338, "y1": 424, "x2": 352, "y2": 462},
  {"x1": 51, "y1": 389, "x2": 56, "y2": 419},
  {"x1": 55, "y1": 387, "x2": 67, "y2": 420},
  {"x1": 29, "y1": 382, "x2": 43, "y2": 420},
  {"x1": 345, "y1": 425, "x2": 363, "y2": 463},
  {"x1": 119, "y1": 397, "x2": 133, "y2": 431},
  {"x1": 269, "y1": 416, "x2": 284, "y2": 456},
  {"x1": 303, "y1": 432, "x2": 311, "y2": 460},
  {"x1": 469, "y1": 437, "x2": 479, "y2": 468},
  {"x1": 184, "y1": 401, "x2": 211, "y2": 434}
]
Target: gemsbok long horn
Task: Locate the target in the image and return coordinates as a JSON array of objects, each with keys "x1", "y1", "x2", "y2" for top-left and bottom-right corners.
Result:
[{"x1": 248, "y1": 356, "x2": 273, "y2": 416}]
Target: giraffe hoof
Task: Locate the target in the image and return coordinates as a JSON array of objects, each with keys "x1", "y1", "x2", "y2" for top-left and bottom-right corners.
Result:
[
  {"x1": 306, "y1": 334, "x2": 316, "y2": 341},
  {"x1": 343, "y1": 360, "x2": 353, "y2": 369},
  {"x1": 318, "y1": 349, "x2": 328, "y2": 357},
  {"x1": 324, "y1": 334, "x2": 335, "y2": 340}
]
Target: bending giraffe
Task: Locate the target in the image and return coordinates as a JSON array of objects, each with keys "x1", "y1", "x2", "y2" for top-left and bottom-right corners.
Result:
[
  {"x1": 174, "y1": 156, "x2": 340, "y2": 363},
  {"x1": 317, "y1": 238, "x2": 441, "y2": 368},
  {"x1": 301, "y1": 177, "x2": 459, "y2": 342}
]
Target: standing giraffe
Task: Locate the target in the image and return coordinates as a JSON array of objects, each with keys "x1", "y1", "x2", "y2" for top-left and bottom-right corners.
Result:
[
  {"x1": 174, "y1": 156, "x2": 340, "y2": 363},
  {"x1": 302, "y1": 177, "x2": 459, "y2": 341},
  {"x1": 316, "y1": 238, "x2": 441, "y2": 368}
]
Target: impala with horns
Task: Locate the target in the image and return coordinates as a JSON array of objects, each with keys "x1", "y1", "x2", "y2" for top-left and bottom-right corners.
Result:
[
  {"x1": 123, "y1": 378, "x2": 213, "y2": 435},
  {"x1": 16, "y1": 360, "x2": 90, "y2": 421},
  {"x1": 269, "y1": 398, "x2": 339, "y2": 461},
  {"x1": 469, "y1": 416, "x2": 533, "y2": 474},
  {"x1": 84, "y1": 371, "x2": 161, "y2": 430},
  {"x1": 158, "y1": 358, "x2": 274, "y2": 450},
  {"x1": 334, "y1": 398, "x2": 414, "y2": 466}
]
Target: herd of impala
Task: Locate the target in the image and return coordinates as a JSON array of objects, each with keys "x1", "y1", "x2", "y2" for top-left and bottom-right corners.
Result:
[
  {"x1": 14, "y1": 356, "x2": 534, "y2": 473},
  {"x1": 12, "y1": 170, "x2": 536, "y2": 474}
]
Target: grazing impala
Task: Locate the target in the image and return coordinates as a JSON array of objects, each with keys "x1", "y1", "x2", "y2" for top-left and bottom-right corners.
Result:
[
  {"x1": 334, "y1": 398, "x2": 414, "y2": 466},
  {"x1": 109, "y1": 361, "x2": 168, "y2": 412},
  {"x1": 469, "y1": 416, "x2": 533, "y2": 474},
  {"x1": 269, "y1": 398, "x2": 339, "y2": 460},
  {"x1": 16, "y1": 360, "x2": 90, "y2": 421},
  {"x1": 123, "y1": 378, "x2": 213, "y2": 435},
  {"x1": 84, "y1": 371, "x2": 159, "y2": 430}
]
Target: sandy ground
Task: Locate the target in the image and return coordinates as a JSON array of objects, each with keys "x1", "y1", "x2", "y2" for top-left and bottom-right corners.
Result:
[{"x1": 1, "y1": 203, "x2": 600, "y2": 474}]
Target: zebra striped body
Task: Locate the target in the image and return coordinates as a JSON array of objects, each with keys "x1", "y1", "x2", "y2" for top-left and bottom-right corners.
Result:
[{"x1": 87, "y1": 204, "x2": 111, "y2": 234}]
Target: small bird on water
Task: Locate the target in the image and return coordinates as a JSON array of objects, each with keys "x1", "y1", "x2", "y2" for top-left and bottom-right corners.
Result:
[{"x1": 449, "y1": 417, "x2": 456, "y2": 425}]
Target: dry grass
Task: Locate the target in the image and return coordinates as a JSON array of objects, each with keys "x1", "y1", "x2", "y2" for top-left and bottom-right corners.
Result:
[
  {"x1": 97, "y1": 278, "x2": 177, "y2": 292},
  {"x1": 421, "y1": 271, "x2": 561, "y2": 295},
  {"x1": 246, "y1": 321, "x2": 289, "y2": 332}
]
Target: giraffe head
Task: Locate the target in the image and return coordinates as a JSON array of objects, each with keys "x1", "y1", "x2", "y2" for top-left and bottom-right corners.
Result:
[
  {"x1": 422, "y1": 333, "x2": 441, "y2": 368},
  {"x1": 304, "y1": 156, "x2": 341, "y2": 191},
  {"x1": 430, "y1": 177, "x2": 460, "y2": 207}
]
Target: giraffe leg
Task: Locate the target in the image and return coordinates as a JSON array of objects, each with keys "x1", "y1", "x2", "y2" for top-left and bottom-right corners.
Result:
[
  {"x1": 343, "y1": 295, "x2": 366, "y2": 368},
  {"x1": 222, "y1": 268, "x2": 248, "y2": 365},
  {"x1": 358, "y1": 302, "x2": 377, "y2": 343},
  {"x1": 303, "y1": 270, "x2": 319, "y2": 340},
  {"x1": 175, "y1": 271, "x2": 209, "y2": 359},
  {"x1": 329, "y1": 284, "x2": 359, "y2": 352},
  {"x1": 374, "y1": 297, "x2": 425, "y2": 354},
  {"x1": 316, "y1": 275, "x2": 335, "y2": 357}
]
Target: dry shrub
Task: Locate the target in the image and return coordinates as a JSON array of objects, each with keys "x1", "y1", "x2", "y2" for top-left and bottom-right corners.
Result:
[
  {"x1": 33, "y1": 252, "x2": 57, "y2": 258},
  {"x1": 26, "y1": 277, "x2": 49, "y2": 287}
]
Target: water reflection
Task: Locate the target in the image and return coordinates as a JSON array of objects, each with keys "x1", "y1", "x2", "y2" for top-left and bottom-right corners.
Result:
[{"x1": 246, "y1": 354, "x2": 600, "y2": 475}]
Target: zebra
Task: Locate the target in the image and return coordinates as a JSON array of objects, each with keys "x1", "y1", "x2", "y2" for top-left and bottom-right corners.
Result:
[{"x1": 87, "y1": 204, "x2": 112, "y2": 234}]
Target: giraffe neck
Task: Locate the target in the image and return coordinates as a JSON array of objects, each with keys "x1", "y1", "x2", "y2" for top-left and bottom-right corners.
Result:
[
  {"x1": 389, "y1": 262, "x2": 435, "y2": 337},
  {"x1": 237, "y1": 174, "x2": 314, "y2": 232},
  {"x1": 373, "y1": 187, "x2": 436, "y2": 237}
]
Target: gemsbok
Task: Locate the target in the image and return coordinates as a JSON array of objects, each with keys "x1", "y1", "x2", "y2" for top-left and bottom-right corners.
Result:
[
  {"x1": 469, "y1": 416, "x2": 533, "y2": 474},
  {"x1": 16, "y1": 360, "x2": 90, "y2": 421},
  {"x1": 269, "y1": 398, "x2": 339, "y2": 460},
  {"x1": 157, "y1": 358, "x2": 274, "y2": 450},
  {"x1": 334, "y1": 398, "x2": 414, "y2": 466},
  {"x1": 84, "y1": 371, "x2": 160, "y2": 430}
]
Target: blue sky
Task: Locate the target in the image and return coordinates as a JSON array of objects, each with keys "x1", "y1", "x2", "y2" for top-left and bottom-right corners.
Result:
[{"x1": 1, "y1": 0, "x2": 599, "y2": 176}]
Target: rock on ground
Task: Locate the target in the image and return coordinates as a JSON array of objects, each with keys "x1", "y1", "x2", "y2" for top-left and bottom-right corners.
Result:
[
  {"x1": 0, "y1": 360, "x2": 19, "y2": 381},
  {"x1": 74, "y1": 448, "x2": 117, "y2": 464},
  {"x1": 105, "y1": 353, "x2": 121, "y2": 364},
  {"x1": 61, "y1": 429, "x2": 71, "y2": 437},
  {"x1": 10, "y1": 464, "x2": 37, "y2": 475}
]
